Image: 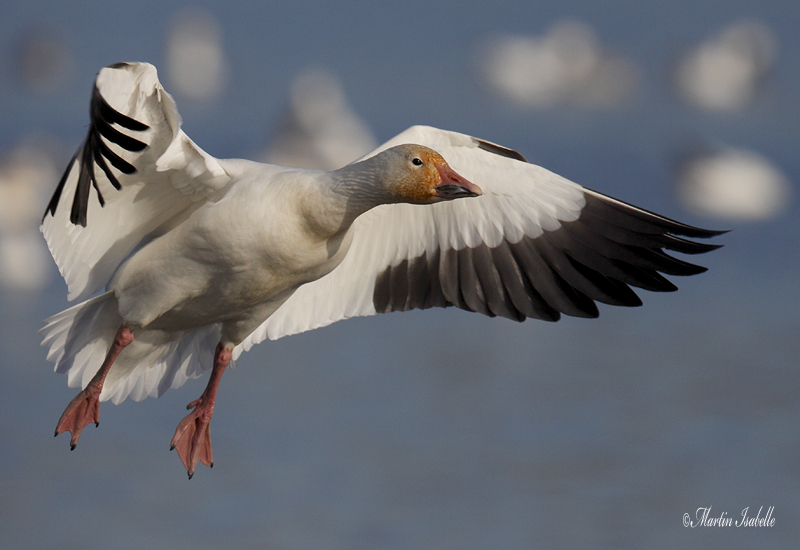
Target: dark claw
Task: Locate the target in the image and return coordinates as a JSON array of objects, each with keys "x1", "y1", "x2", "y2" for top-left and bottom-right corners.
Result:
[
  {"x1": 188, "y1": 471, "x2": 194, "y2": 480},
  {"x1": 70, "y1": 443, "x2": 76, "y2": 451},
  {"x1": 170, "y1": 443, "x2": 176, "y2": 451}
]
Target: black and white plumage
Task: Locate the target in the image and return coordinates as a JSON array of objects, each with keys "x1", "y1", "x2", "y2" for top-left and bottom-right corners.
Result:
[
  {"x1": 239, "y1": 128, "x2": 722, "y2": 349},
  {"x1": 44, "y1": 69, "x2": 150, "y2": 227},
  {"x1": 40, "y1": 62, "x2": 722, "y2": 475}
]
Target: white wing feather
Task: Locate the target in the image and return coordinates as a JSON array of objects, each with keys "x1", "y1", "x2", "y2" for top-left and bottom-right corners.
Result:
[{"x1": 41, "y1": 62, "x2": 231, "y2": 301}]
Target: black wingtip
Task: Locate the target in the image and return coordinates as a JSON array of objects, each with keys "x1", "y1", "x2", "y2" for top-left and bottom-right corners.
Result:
[
  {"x1": 677, "y1": 226, "x2": 730, "y2": 239},
  {"x1": 687, "y1": 242, "x2": 725, "y2": 254},
  {"x1": 92, "y1": 85, "x2": 150, "y2": 132},
  {"x1": 44, "y1": 80, "x2": 151, "y2": 226},
  {"x1": 42, "y1": 152, "x2": 79, "y2": 223},
  {"x1": 662, "y1": 235, "x2": 725, "y2": 255},
  {"x1": 583, "y1": 190, "x2": 728, "y2": 241},
  {"x1": 473, "y1": 138, "x2": 528, "y2": 163}
]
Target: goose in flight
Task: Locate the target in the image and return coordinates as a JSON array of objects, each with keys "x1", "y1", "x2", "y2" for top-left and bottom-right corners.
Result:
[{"x1": 40, "y1": 62, "x2": 723, "y2": 478}]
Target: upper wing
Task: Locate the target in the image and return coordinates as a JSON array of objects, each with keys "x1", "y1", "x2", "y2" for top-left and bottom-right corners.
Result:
[
  {"x1": 41, "y1": 62, "x2": 232, "y2": 301},
  {"x1": 234, "y1": 125, "x2": 723, "y2": 358}
]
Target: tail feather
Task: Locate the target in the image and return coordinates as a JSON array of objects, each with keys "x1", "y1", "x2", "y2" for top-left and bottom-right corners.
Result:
[
  {"x1": 40, "y1": 292, "x2": 121, "y2": 389},
  {"x1": 101, "y1": 324, "x2": 220, "y2": 404},
  {"x1": 40, "y1": 291, "x2": 221, "y2": 404}
]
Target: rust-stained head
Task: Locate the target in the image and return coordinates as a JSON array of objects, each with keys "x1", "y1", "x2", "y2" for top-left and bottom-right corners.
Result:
[{"x1": 382, "y1": 144, "x2": 482, "y2": 204}]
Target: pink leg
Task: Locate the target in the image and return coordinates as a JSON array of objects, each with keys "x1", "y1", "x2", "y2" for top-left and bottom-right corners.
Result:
[
  {"x1": 55, "y1": 325, "x2": 134, "y2": 450},
  {"x1": 170, "y1": 342, "x2": 232, "y2": 479}
]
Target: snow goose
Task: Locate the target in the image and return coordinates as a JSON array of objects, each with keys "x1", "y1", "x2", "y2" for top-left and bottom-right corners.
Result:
[{"x1": 41, "y1": 62, "x2": 723, "y2": 478}]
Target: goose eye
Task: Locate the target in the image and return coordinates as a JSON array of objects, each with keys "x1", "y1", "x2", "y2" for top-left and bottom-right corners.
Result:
[{"x1": 411, "y1": 157, "x2": 423, "y2": 166}]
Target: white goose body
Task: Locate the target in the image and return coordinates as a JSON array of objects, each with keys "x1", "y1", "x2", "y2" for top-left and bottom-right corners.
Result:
[
  {"x1": 40, "y1": 63, "x2": 722, "y2": 477},
  {"x1": 109, "y1": 161, "x2": 350, "y2": 340}
]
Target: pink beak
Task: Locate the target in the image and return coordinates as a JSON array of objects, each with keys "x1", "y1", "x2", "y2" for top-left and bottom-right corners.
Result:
[{"x1": 434, "y1": 164, "x2": 483, "y2": 199}]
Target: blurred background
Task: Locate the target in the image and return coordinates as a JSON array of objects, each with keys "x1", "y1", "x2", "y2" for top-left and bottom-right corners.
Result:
[{"x1": 1, "y1": 0, "x2": 798, "y2": 548}]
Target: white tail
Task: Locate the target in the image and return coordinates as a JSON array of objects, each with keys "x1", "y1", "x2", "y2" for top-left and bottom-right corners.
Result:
[{"x1": 40, "y1": 291, "x2": 221, "y2": 404}]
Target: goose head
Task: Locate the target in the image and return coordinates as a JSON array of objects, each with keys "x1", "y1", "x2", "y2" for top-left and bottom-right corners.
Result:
[{"x1": 377, "y1": 144, "x2": 483, "y2": 205}]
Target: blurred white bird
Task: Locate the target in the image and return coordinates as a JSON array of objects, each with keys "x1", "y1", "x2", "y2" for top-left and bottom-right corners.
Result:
[
  {"x1": 675, "y1": 20, "x2": 777, "y2": 111},
  {"x1": 264, "y1": 68, "x2": 378, "y2": 170},
  {"x1": 677, "y1": 146, "x2": 791, "y2": 221},
  {"x1": 0, "y1": 138, "x2": 60, "y2": 291},
  {"x1": 479, "y1": 21, "x2": 639, "y2": 108},
  {"x1": 165, "y1": 7, "x2": 227, "y2": 101},
  {"x1": 41, "y1": 63, "x2": 722, "y2": 478}
]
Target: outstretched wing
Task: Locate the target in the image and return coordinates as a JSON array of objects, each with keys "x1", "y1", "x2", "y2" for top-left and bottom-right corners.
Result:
[
  {"x1": 235, "y1": 126, "x2": 723, "y2": 357},
  {"x1": 41, "y1": 62, "x2": 232, "y2": 301}
]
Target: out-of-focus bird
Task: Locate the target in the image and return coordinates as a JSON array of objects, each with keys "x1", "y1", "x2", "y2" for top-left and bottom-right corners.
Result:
[
  {"x1": 264, "y1": 68, "x2": 378, "y2": 170},
  {"x1": 0, "y1": 138, "x2": 60, "y2": 291},
  {"x1": 479, "y1": 20, "x2": 639, "y2": 108},
  {"x1": 41, "y1": 63, "x2": 722, "y2": 478},
  {"x1": 677, "y1": 146, "x2": 791, "y2": 221},
  {"x1": 675, "y1": 20, "x2": 777, "y2": 111},
  {"x1": 165, "y1": 7, "x2": 227, "y2": 101}
]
